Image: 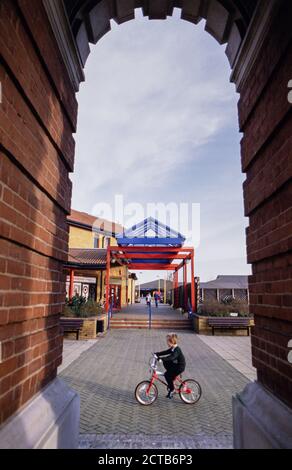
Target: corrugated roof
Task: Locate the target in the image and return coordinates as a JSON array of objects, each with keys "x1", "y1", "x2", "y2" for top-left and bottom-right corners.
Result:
[
  {"x1": 67, "y1": 209, "x2": 123, "y2": 235},
  {"x1": 68, "y1": 248, "x2": 107, "y2": 266},
  {"x1": 200, "y1": 275, "x2": 248, "y2": 289}
]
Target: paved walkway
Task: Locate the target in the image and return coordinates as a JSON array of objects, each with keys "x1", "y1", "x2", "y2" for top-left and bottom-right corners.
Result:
[
  {"x1": 113, "y1": 302, "x2": 187, "y2": 320},
  {"x1": 58, "y1": 338, "x2": 99, "y2": 374},
  {"x1": 198, "y1": 336, "x2": 257, "y2": 381},
  {"x1": 59, "y1": 330, "x2": 251, "y2": 449}
]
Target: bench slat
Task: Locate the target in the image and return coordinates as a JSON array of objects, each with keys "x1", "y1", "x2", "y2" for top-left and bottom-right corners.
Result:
[
  {"x1": 208, "y1": 319, "x2": 249, "y2": 324},
  {"x1": 207, "y1": 317, "x2": 251, "y2": 336},
  {"x1": 60, "y1": 318, "x2": 84, "y2": 340},
  {"x1": 60, "y1": 320, "x2": 83, "y2": 326}
]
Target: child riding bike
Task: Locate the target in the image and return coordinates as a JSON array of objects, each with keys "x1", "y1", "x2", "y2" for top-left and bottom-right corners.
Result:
[{"x1": 154, "y1": 333, "x2": 186, "y2": 399}]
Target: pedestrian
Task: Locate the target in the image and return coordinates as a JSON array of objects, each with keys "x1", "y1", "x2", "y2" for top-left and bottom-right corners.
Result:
[
  {"x1": 146, "y1": 292, "x2": 151, "y2": 305},
  {"x1": 154, "y1": 291, "x2": 160, "y2": 308},
  {"x1": 154, "y1": 333, "x2": 186, "y2": 399}
]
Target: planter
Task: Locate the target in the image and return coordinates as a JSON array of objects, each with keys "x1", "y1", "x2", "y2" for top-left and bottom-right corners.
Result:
[
  {"x1": 80, "y1": 315, "x2": 108, "y2": 339},
  {"x1": 193, "y1": 314, "x2": 255, "y2": 336},
  {"x1": 63, "y1": 315, "x2": 108, "y2": 340}
]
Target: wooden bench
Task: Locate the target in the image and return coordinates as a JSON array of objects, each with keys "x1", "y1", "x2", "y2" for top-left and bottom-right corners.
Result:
[
  {"x1": 60, "y1": 318, "x2": 84, "y2": 340},
  {"x1": 208, "y1": 317, "x2": 251, "y2": 336}
]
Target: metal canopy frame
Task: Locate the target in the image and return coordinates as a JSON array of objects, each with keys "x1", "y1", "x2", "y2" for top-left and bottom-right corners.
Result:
[
  {"x1": 116, "y1": 216, "x2": 186, "y2": 247},
  {"x1": 106, "y1": 218, "x2": 196, "y2": 313},
  {"x1": 105, "y1": 245, "x2": 196, "y2": 313}
]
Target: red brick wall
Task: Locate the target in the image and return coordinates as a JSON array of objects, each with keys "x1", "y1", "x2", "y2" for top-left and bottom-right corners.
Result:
[
  {"x1": 239, "y1": 1, "x2": 292, "y2": 407},
  {"x1": 0, "y1": 0, "x2": 77, "y2": 424}
]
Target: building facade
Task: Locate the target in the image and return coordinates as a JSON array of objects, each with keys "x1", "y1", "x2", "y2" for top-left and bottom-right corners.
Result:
[
  {"x1": 199, "y1": 275, "x2": 249, "y2": 303},
  {"x1": 66, "y1": 210, "x2": 136, "y2": 308}
]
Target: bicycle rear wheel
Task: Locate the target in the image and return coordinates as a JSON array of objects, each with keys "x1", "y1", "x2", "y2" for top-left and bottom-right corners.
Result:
[
  {"x1": 179, "y1": 379, "x2": 201, "y2": 404},
  {"x1": 135, "y1": 381, "x2": 158, "y2": 405}
]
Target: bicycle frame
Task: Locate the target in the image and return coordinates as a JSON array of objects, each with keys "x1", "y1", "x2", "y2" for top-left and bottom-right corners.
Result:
[{"x1": 146, "y1": 366, "x2": 185, "y2": 395}]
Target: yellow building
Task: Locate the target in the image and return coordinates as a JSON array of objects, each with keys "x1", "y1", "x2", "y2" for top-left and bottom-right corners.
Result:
[{"x1": 65, "y1": 209, "x2": 136, "y2": 309}]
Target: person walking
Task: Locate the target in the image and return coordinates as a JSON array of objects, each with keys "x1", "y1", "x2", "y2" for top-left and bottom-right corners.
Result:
[
  {"x1": 146, "y1": 292, "x2": 151, "y2": 306},
  {"x1": 154, "y1": 291, "x2": 160, "y2": 308}
]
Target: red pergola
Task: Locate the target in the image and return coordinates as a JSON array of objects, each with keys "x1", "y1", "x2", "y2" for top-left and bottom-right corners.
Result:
[{"x1": 105, "y1": 245, "x2": 196, "y2": 313}]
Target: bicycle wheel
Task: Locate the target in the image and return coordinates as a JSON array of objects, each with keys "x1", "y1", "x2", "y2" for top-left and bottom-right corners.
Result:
[
  {"x1": 179, "y1": 379, "x2": 201, "y2": 404},
  {"x1": 135, "y1": 381, "x2": 158, "y2": 405}
]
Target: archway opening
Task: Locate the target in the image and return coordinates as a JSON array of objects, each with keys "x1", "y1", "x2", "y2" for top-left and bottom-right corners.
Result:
[{"x1": 62, "y1": 8, "x2": 254, "y2": 446}]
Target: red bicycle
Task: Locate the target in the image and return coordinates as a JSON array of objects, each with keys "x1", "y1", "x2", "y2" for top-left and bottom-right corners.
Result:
[{"x1": 135, "y1": 354, "x2": 202, "y2": 405}]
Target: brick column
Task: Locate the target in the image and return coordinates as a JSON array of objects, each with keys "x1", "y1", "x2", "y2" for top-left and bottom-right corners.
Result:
[
  {"x1": 0, "y1": 0, "x2": 79, "y2": 447},
  {"x1": 232, "y1": 0, "x2": 292, "y2": 448},
  {"x1": 240, "y1": 1, "x2": 292, "y2": 410}
]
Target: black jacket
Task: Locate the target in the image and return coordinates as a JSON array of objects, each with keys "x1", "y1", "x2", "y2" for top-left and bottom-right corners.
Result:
[{"x1": 155, "y1": 346, "x2": 186, "y2": 369}]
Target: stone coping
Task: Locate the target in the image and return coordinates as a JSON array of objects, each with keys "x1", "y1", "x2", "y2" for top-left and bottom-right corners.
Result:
[{"x1": 61, "y1": 315, "x2": 106, "y2": 320}]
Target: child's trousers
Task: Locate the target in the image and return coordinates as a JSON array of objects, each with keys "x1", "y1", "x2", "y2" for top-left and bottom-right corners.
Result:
[{"x1": 164, "y1": 365, "x2": 185, "y2": 392}]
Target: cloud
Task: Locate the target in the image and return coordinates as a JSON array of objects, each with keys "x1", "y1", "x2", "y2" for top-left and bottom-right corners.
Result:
[{"x1": 71, "y1": 13, "x2": 237, "y2": 207}]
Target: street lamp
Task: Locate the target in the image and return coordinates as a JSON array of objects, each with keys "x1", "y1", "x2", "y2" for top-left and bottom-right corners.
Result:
[
  {"x1": 164, "y1": 273, "x2": 167, "y2": 304},
  {"x1": 138, "y1": 271, "x2": 142, "y2": 300},
  {"x1": 157, "y1": 275, "x2": 160, "y2": 292}
]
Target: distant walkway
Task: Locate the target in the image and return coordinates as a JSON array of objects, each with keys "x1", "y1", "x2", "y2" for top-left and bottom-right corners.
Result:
[{"x1": 116, "y1": 302, "x2": 186, "y2": 320}]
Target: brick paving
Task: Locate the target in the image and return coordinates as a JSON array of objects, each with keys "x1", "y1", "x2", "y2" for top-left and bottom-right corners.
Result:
[
  {"x1": 198, "y1": 335, "x2": 257, "y2": 381},
  {"x1": 78, "y1": 433, "x2": 233, "y2": 449},
  {"x1": 58, "y1": 338, "x2": 100, "y2": 374},
  {"x1": 59, "y1": 330, "x2": 250, "y2": 448}
]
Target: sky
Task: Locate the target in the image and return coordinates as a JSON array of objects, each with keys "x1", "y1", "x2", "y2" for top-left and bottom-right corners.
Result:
[{"x1": 71, "y1": 8, "x2": 251, "y2": 283}]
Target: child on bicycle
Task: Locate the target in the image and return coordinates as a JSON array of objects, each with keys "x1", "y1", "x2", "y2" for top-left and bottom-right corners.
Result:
[{"x1": 155, "y1": 333, "x2": 186, "y2": 399}]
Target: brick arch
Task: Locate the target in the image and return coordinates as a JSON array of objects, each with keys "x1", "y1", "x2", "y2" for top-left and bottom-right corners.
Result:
[
  {"x1": 0, "y1": 0, "x2": 292, "y2": 448},
  {"x1": 63, "y1": 0, "x2": 257, "y2": 70}
]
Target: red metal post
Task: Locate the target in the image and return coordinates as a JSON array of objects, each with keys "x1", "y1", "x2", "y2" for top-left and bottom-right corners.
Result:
[
  {"x1": 174, "y1": 270, "x2": 179, "y2": 308},
  {"x1": 173, "y1": 271, "x2": 176, "y2": 308},
  {"x1": 105, "y1": 246, "x2": 110, "y2": 312},
  {"x1": 183, "y1": 262, "x2": 188, "y2": 311},
  {"x1": 191, "y1": 250, "x2": 196, "y2": 312},
  {"x1": 69, "y1": 268, "x2": 74, "y2": 300}
]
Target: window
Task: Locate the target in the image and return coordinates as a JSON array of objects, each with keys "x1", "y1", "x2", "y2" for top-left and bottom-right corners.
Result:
[{"x1": 104, "y1": 237, "x2": 111, "y2": 248}]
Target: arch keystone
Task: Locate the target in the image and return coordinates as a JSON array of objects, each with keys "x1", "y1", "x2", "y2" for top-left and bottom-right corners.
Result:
[{"x1": 145, "y1": 0, "x2": 170, "y2": 20}]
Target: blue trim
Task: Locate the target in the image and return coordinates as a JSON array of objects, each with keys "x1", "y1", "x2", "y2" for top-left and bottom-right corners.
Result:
[
  {"x1": 130, "y1": 259, "x2": 171, "y2": 264},
  {"x1": 117, "y1": 237, "x2": 184, "y2": 246}
]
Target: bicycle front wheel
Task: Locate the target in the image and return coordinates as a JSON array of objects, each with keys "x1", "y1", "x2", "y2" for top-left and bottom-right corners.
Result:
[
  {"x1": 135, "y1": 381, "x2": 158, "y2": 406},
  {"x1": 179, "y1": 379, "x2": 201, "y2": 404}
]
